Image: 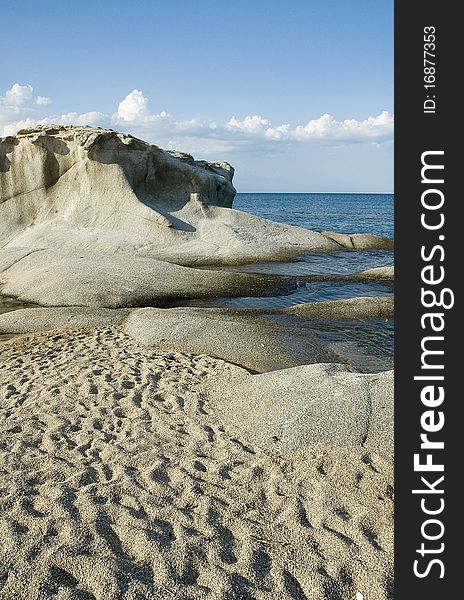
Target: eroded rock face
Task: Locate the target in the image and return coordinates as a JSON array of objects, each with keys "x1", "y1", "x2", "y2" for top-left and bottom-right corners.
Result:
[
  {"x1": 0, "y1": 125, "x2": 235, "y2": 245},
  {"x1": 0, "y1": 125, "x2": 391, "y2": 307},
  {"x1": 0, "y1": 125, "x2": 338, "y2": 266}
]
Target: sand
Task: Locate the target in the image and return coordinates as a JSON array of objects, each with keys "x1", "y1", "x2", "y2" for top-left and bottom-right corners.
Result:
[{"x1": 0, "y1": 329, "x2": 393, "y2": 599}]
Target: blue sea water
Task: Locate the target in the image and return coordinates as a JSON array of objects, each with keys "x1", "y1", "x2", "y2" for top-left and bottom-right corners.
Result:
[
  {"x1": 234, "y1": 192, "x2": 393, "y2": 238},
  {"x1": 232, "y1": 193, "x2": 394, "y2": 277}
]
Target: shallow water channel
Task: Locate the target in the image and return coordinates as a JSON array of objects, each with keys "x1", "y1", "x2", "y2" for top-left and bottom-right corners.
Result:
[{"x1": 181, "y1": 250, "x2": 394, "y2": 372}]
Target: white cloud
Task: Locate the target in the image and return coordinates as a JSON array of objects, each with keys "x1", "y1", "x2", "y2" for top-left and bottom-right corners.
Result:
[
  {"x1": 45, "y1": 111, "x2": 107, "y2": 126},
  {"x1": 116, "y1": 89, "x2": 149, "y2": 122},
  {"x1": 1, "y1": 83, "x2": 393, "y2": 154},
  {"x1": 1, "y1": 118, "x2": 37, "y2": 137},
  {"x1": 110, "y1": 91, "x2": 394, "y2": 148},
  {"x1": 36, "y1": 96, "x2": 51, "y2": 106},
  {"x1": 227, "y1": 111, "x2": 393, "y2": 143},
  {"x1": 115, "y1": 89, "x2": 168, "y2": 125},
  {"x1": 0, "y1": 82, "x2": 109, "y2": 136},
  {"x1": 227, "y1": 115, "x2": 270, "y2": 132},
  {"x1": 1, "y1": 112, "x2": 108, "y2": 137},
  {"x1": 293, "y1": 111, "x2": 394, "y2": 142},
  {"x1": 2, "y1": 83, "x2": 33, "y2": 106}
]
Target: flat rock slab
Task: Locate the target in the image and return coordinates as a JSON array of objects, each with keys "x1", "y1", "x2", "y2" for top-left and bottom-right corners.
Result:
[
  {"x1": 0, "y1": 298, "x2": 394, "y2": 372},
  {"x1": 0, "y1": 249, "x2": 295, "y2": 308},
  {"x1": 281, "y1": 295, "x2": 394, "y2": 319},
  {"x1": 199, "y1": 362, "x2": 393, "y2": 455},
  {"x1": 122, "y1": 307, "x2": 337, "y2": 373},
  {"x1": 0, "y1": 306, "x2": 129, "y2": 333},
  {"x1": 358, "y1": 266, "x2": 394, "y2": 280},
  {"x1": 299, "y1": 266, "x2": 394, "y2": 284},
  {"x1": 322, "y1": 231, "x2": 394, "y2": 250}
]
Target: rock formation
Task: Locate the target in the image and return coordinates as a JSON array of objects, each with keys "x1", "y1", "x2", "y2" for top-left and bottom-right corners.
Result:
[
  {"x1": 282, "y1": 295, "x2": 394, "y2": 319},
  {"x1": 0, "y1": 125, "x2": 335, "y2": 263},
  {"x1": 199, "y1": 362, "x2": 393, "y2": 454},
  {"x1": 322, "y1": 231, "x2": 394, "y2": 250},
  {"x1": 1, "y1": 125, "x2": 392, "y2": 307}
]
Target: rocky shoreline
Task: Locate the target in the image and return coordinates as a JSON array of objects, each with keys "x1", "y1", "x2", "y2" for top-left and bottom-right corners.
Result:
[{"x1": 0, "y1": 125, "x2": 393, "y2": 599}]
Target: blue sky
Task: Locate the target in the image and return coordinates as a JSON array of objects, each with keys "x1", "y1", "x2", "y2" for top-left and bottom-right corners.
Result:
[{"x1": 0, "y1": 0, "x2": 393, "y2": 192}]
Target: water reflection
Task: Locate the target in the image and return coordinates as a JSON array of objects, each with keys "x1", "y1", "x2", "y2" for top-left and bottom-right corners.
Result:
[
  {"x1": 180, "y1": 280, "x2": 393, "y2": 310},
  {"x1": 210, "y1": 249, "x2": 394, "y2": 277},
  {"x1": 267, "y1": 314, "x2": 393, "y2": 373}
]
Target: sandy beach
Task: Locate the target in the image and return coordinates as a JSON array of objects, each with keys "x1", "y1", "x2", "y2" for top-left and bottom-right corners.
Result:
[
  {"x1": 0, "y1": 328, "x2": 393, "y2": 599},
  {"x1": 1, "y1": 125, "x2": 394, "y2": 598}
]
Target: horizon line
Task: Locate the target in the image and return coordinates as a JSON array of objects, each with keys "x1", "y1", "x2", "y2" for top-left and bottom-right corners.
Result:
[{"x1": 236, "y1": 191, "x2": 394, "y2": 195}]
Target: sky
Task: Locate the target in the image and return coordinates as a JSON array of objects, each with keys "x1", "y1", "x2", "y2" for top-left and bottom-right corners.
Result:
[{"x1": 0, "y1": 0, "x2": 393, "y2": 192}]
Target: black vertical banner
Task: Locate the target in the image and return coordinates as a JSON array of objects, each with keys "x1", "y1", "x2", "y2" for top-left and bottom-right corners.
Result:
[{"x1": 395, "y1": 2, "x2": 459, "y2": 597}]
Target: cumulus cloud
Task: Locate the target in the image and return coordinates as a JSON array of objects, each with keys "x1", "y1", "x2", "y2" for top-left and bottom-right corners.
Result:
[
  {"x1": 227, "y1": 111, "x2": 394, "y2": 143},
  {"x1": 293, "y1": 111, "x2": 394, "y2": 141},
  {"x1": 228, "y1": 115, "x2": 271, "y2": 132},
  {"x1": 0, "y1": 113, "x2": 107, "y2": 137},
  {"x1": 0, "y1": 82, "x2": 110, "y2": 136},
  {"x1": 1, "y1": 84, "x2": 57, "y2": 135},
  {"x1": 116, "y1": 89, "x2": 149, "y2": 122},
  {"x1": 115, "y1": 89, "x2": 168, "y2": 125},
  {"x1": 1, "y1": 83, "x2": 393, "y2": 152},
  {"x1": 2, "y1": 83, "x2": 33, "y2": 106}
]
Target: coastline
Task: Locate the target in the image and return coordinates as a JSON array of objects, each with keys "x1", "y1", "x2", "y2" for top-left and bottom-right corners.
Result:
[{"x1": 0, "y1": 126, "x2": 394, "y2": 599}]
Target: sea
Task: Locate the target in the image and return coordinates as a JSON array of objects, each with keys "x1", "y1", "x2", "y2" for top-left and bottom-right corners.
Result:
[{"x1": 235, "y1": 192, "x2": 393, "y2": 238}]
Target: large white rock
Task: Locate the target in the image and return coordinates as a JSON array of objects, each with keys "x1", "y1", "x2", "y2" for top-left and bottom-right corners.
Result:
[
  {"x1": 0, "y1": 249, "x2": 295, "y2": 308},
  {"x1": 0, "y1": 125, "x2": 338, "y2": 266},
  {"x1": 0, "y1": 125, "x2": 393, "y2": 306}
]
